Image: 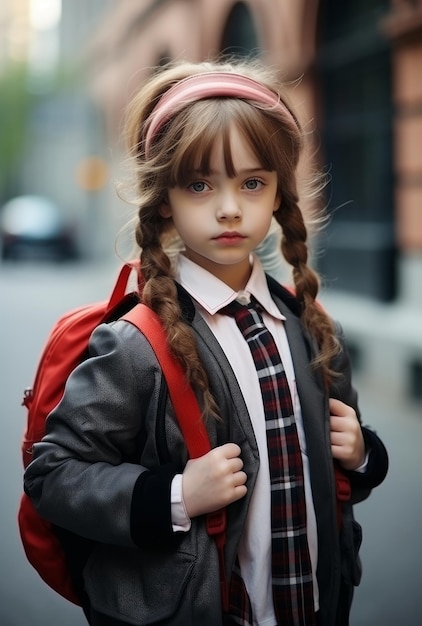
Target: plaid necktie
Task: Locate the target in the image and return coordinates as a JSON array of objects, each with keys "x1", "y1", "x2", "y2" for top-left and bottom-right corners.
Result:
[{"x1": 223, "y1": 298, "x2": 316, "y2": 626}]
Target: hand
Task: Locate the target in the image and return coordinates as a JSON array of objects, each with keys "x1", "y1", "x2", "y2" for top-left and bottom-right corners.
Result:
[
  {"x1": 329, "y1": 398, "x2": 366, "y2": 471},
  {"x1": 182, "y1": 443, "x2": 247, "y2": 518}
]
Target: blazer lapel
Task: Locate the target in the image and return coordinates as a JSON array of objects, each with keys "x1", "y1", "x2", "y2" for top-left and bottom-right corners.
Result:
[{"x1": 189, "y1": 309, "x2": 261, "y2": 572}]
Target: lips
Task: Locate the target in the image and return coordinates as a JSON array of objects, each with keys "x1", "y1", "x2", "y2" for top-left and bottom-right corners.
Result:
[{"x1": 213, "y1": 231, "x2": 246, "y2": 242}]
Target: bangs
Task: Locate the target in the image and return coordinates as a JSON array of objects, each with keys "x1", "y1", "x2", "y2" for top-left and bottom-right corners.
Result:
[{"x1": 166, "y1": 99, "x2": 281, "y2": 187}]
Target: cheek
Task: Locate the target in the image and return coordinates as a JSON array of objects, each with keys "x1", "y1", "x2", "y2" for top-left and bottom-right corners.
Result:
[
  {"x1": 171, "y1": 214, "x2": 198, "y2": 242},
  {"x1": 254, "y1": 210, "x2": 276, "y2": 242}
]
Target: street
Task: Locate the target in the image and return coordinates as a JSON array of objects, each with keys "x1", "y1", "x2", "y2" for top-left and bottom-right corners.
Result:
[
  {"x1": 0, "y1": 260, "x2": 115, "y2": 626},
  {"x1": 0, "y1": 260, "x2": 421, "y2": 625}
]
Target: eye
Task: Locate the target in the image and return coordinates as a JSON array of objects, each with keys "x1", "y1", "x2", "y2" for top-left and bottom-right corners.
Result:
[
  {"x1": 188, "y1": 181, "x2": 209, "y2": 193},
  {"x1": 244, "y1": 178, "x2": 264, "y2": 191}
]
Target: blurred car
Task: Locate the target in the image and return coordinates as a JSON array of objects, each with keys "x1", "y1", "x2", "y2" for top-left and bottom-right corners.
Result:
[{"x1": 0, "y1": 195, "x2": 78, "y2": 261}]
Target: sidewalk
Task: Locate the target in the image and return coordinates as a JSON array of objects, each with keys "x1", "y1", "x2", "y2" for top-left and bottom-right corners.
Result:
[
  {"x1": 348, "y1": 371, "x2": 422, "y2": 625},
  {"x1": 317, "y1": 285, "x2": 422, "y2": 624}
]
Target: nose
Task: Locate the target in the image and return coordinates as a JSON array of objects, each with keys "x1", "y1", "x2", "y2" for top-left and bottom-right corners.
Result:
[{"x1": 216, "y1": 189, "x2": 241, "y2": 221}]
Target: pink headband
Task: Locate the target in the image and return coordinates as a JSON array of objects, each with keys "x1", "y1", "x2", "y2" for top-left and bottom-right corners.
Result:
[{"x1": 144, "y1": 71, "x2": 299, "y2": 156}]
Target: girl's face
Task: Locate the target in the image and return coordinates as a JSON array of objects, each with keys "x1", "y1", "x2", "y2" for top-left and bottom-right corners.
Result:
[{"x1": 161, "y1": 123, "x2": 280, "y2": 291}]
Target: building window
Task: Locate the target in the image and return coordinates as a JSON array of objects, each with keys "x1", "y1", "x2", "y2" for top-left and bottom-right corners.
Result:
[
  {"x1": 316, "y1": 0, "x2": 396, "y2": 301},
  {"x1": 221, "y1": 2, "x2": 260, "y2": 57}
]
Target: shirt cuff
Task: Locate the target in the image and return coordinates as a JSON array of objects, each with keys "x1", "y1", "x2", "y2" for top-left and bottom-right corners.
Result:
[
  {"x1": 353, "y1": 449, "x2": 371, "y2": 473},
  {"x1": 171, "y1": 474, "x2": 191, "y2": 532}
]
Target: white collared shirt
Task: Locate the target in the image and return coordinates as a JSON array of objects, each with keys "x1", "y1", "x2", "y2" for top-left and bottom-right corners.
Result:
[{"x1": 172, "y1": 254, "x2": 319, "y2": 624}]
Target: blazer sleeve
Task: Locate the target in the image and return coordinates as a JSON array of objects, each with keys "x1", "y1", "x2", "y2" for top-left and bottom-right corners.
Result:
[
  {"x1": 24, "y1": 322, "x2": 180, "y2": 548},
  {"x1": 329, "y1": 323, "x2": 389, "y2": 501}
]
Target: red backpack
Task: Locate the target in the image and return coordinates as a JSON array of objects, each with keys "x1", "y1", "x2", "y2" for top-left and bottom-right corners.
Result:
[{"x1": 18, "y1": 262, "x2": 227, "y2": 608}]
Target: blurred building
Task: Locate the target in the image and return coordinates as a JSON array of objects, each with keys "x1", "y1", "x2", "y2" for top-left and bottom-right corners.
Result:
[
  {"x1": 0, "y1": 0, "x2": 119, "y2": 257},
  {"x1": 0, "y1": 0, "x2": 31, "y2": 71},
  {"x1": 87, "y1": 0, "x2": 422, "y2": 401}
]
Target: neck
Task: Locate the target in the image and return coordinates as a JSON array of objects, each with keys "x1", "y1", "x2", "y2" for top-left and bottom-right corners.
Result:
[
  {"x1": 213, "y1": 263, "x2": 252, "y2": 292},
  {"x1": 182, "y1": 252, "x2": 253, "y2": 292}
]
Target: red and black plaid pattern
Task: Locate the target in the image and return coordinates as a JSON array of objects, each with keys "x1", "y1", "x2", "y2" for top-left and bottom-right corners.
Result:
[{"x1": 223, "y1": 299, "x2": 316, "y2": 626}]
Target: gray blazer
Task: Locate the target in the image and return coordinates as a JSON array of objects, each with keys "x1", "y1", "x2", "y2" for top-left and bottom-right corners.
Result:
[{"x1": 24, "y1": 278, "x2": 388, "y2": 626}]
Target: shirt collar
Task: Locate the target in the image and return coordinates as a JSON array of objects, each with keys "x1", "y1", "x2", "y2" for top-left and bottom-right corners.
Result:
[{"x1": 175, "y1": 253, "x2": 285, "y2": 321}]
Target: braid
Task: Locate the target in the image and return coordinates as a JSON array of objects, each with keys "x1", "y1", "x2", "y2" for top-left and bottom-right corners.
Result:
[
  {"x1": 136, "y1": 212, "x2": 219, "y2": 418},
  {"x1": 275, "y1": 197, "x2": 340, "y2": 383}
]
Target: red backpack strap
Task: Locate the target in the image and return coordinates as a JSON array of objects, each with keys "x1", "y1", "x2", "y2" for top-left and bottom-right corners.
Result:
[
  {"x1": 121, "y1": 303, "x2": 229, "y2": 609},
  {"x1": 122, "y1": 303, "x2": 210, "y2": 457},
  {"x1": 334, "y1": 462, "x2": 352, "y2": 529},
  {"x1": 106, "y1": 261, "x2": 143, "y2": 313},
  {"x1": 206, "y1": 508, "x2": 229, "y2": 611}
]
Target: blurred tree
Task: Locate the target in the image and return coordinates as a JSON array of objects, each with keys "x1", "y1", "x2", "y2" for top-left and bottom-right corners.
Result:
[
  {"x1": 0, "y1": 63, "x2": 36, "y2": 203},
  {"x1": 0, "y1": 61, "x2": 80, "y2": 206}
]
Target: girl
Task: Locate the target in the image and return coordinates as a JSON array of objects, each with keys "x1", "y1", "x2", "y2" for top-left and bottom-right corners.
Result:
[{"x1": 24, "y1": 60, "x2": 388, "y2": 626}]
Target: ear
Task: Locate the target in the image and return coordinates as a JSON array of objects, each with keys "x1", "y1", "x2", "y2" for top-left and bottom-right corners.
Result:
[
  {"x1": 159, "y1": 200, "x2": 172, "y2": 219},
  {"x1": 273, "y1": 193, "x2": 281, "y2": 213}
]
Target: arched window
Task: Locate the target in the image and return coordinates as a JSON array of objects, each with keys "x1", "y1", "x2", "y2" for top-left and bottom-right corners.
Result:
[
  {"x1": 221, "y1": 2, "x2": 260, "y2": 58},
  {"x1": 316, "y1": 0, "x2": 396, "y2": 301}
]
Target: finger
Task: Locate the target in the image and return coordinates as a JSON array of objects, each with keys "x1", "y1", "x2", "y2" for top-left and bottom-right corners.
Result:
[
  {"x1": 329, "y1": 397, "x2": 349, "y2": 416},
  {"x1": 232, "y1": 472, "x2": 248, "y2": 495},
  {"x1": 219, "y1": 442, "x2": 242, "y2": 459},
  {"x1": 330, "y1": 432, "x2": 346, "y2": 447},
  {"x1": 330, "y1": 415, "x2": 347, "y2": 432},
  {"x1": 331, "y1": 444, "x2": 344, "y2": 461},
  {"x1": 235, "y1": 470, "x2": 247, "y2": 486},
  {"x1": 227, "y1": 456, "x2": 244, "y2": 473}
]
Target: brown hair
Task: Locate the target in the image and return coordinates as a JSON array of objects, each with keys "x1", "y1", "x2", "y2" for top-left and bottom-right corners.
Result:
[{"x1": 122, "y1": 60, "x2": 339, "y2": 416}]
